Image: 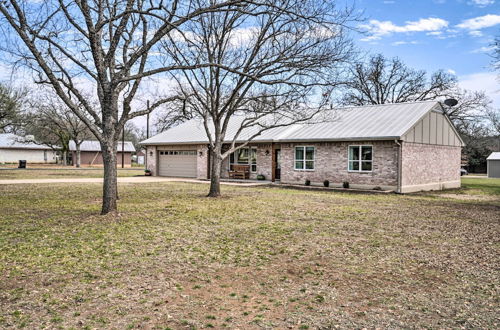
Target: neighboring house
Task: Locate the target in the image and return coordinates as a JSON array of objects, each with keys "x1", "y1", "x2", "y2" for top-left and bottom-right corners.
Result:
[
  {"x1": 68, "y1": 140, "x2": 136, "y2": 167},
  {"x1": 486, "y1": 152, "x2": 500, "y2": 178},
  {"x1": 0, "y1": 133, "x2": 58, "y2": 164},
  {"x1": 141, "y1": 101, "x2": 464, "y2": 193}
]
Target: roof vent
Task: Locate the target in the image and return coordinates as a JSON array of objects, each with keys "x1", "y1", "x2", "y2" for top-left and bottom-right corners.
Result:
[{"x1": 444, "y1": 98, "x2": 458, "y2": 107}]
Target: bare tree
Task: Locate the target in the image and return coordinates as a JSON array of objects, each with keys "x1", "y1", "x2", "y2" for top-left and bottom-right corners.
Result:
[
  {"x1": 0, "y1": 83, "x2": 25, "y2": 133},
  {"x1": 22, "y1": 93, "x2": 93, "y2": 166},
  {"x1": 153, "y1": 99, "x2": 193, "y2": 133},
  {"x1": 441, "y1": 89, "x2": 492, "y2": 130},
  {"x1": 162, "y1": 0, "x2": 355, "y2": 196},
  {"x1": 342, "y1": 54, "x2": 456, "y2": 105},
  {"x1": 485, "y1": 107, "x2": 500, "y2": 135},
  {"x1": 492, "y1": 35, "x2": 500, "y2": 76},
  {"x1": 0, "y1": 0, "x2": 260, "y2": 214}
]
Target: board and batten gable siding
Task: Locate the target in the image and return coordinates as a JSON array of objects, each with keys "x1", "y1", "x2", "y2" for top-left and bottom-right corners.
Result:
[{"x1": 402, "y1": 110, "x2": 463, "y2": 147}]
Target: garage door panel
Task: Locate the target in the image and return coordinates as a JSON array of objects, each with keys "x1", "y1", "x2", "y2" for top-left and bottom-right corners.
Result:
[{"x1": 158, "y1": 151, "x2": 197, "y2": 178}]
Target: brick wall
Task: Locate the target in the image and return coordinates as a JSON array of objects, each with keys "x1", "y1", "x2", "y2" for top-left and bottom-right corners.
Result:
[
  {"x1": 197, "y1": 145, "x2": 209, "y2": 179},
  {"x1": 401, "y1": 142, "x2": 461, "y2": 191},
  {"x1": 279, "y1": 141, "x2": 399, "y2": 189},
  {"x1": 146, "y1": 145, "x2": 157, "y2": 175}
]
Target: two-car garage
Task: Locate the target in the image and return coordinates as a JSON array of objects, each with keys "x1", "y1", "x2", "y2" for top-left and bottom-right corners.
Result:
[{"x1": 158, "y1": 150, "x2": 198, "y2": 178}]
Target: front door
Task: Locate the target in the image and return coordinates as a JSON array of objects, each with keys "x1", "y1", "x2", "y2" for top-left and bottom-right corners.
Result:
[{"x1": 275, "y1": 149, "x2": 281, "y2": 180}]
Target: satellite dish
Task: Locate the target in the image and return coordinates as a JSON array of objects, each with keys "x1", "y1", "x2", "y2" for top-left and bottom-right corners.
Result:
[{"x1": 444, "y1": 98, "x2": 458, "y2": 107}]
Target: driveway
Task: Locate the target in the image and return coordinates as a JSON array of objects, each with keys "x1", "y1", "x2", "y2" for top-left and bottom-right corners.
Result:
[{"x1": 0, "y1": 176, "x2": 270, "y2": 186}]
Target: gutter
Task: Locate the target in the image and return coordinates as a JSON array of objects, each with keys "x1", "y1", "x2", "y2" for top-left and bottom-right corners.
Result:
[
  {"x1": 140, "y1": 136, "x2": 402, "y2": 146},
  {"x1": 395, "y1": 139, "x2": 402, "y2": 194}
]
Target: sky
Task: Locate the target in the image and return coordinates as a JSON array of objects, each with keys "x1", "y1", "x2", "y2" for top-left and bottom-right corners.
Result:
[
  {"x1": 352, "y1": 0, "x2": 500, "y2": 107},
  {"x1": 0, "y1": 0, "x2": 498, "y2": 132}
]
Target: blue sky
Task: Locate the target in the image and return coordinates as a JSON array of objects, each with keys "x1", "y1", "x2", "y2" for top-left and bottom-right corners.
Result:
[{"x1": 351, "y1": 0, "x2": 500, "y2": 106}]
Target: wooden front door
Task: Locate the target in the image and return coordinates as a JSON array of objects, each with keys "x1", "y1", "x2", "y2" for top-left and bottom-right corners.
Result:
[{"x1": 275, "y1": 149, "x2": 281, "y2": 180}]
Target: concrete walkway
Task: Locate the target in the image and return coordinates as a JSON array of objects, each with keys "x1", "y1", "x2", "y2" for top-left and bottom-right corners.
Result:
[{"x1": 0, "y1": 176, "x2": 271, "y2": 186}]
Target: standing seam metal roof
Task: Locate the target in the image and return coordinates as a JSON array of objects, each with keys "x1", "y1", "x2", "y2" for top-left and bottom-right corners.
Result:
[
  {"x1": 69, "y1": 140, "x2": 136, "y2": 152},
  {"x1": 140, "y1": 101, "x2": 442, "y2": 145},
  {"x1": 0, "y1": 133, "x2": 54, "y2": 150},
  {"x1": 487, "y1": 152, "x2": 500, "y2": 160}
]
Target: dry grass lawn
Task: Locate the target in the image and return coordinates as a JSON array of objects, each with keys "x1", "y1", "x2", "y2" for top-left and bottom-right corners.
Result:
[
  {"x1": 0, "y1": 178, "x2": 498, "y2": 329},
  {"x1": 0, "y1": 168, "x2": 142, "y2": 180}
]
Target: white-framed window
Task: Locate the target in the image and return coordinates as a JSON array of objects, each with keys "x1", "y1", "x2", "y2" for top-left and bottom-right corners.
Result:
[
  {"x1": 230, "y1": 147, "x2": 257, "y2": 172},
  {"x1": 348, "y1": 145, "x2": 373, "y2": 172},
  {"x1": 294, "y1": 146, "x2": 315, "y2": 170}
]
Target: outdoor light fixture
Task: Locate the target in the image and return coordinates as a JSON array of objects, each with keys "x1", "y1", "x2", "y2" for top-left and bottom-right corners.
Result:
[
  {"x1": 149, "y1": 151, "x2": 153, "y2": 156},
  {"x1": 199, "y1": 151, "x2": 203, "y2": 156},
  {"x1": 265, "y1": 150, "x2": 270, "y2": 156}
]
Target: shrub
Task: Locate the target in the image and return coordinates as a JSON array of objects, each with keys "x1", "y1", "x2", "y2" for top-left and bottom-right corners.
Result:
[
  {"x1": 343, "y1": 181, "x2": 349, "y2": 189},
  {"x1": 257, "y1": 174, "x2": 266, "y2": 180},
  {"x1": 323, "y1": 180, "x2": 329, "y2": 187},
  {"x1": 305, "y1": 179, "x2": 311, "y2": 186}
]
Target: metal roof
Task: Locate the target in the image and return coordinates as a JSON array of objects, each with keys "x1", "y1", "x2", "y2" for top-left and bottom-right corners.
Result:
[
  {"x1": 487, "y1": 152, "x2": 500, "y2": 160},
  {"x1": 0, "y1": 133, "x2": 53, "y2": 150},
  {"x1": 141, "y1": 101, "x2": 441, "y2": 145},
  {"x1": 69, "y1": 140, "x2": 136, "y2": 152}
]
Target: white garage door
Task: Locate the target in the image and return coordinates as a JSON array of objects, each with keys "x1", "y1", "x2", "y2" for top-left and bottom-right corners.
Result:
[{"x1": 158, "y1": 150, "x2": 197, "y2": 178}]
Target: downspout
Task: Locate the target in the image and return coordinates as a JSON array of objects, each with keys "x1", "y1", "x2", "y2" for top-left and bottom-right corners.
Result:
[{"x1": 395, "y1": 140, "x2": 402, "y2": 194}]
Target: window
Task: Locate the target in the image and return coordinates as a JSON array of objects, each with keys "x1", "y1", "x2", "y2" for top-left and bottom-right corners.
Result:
[
  {"x1": 230, "y1": 147, "x2": 257, "y2": 172},
  {"x1": 348, "y1": 145, "x2": 372, "y2": 172},
  {"x1": 294, "y1": 146, "x2": 315, "y2": 170}
]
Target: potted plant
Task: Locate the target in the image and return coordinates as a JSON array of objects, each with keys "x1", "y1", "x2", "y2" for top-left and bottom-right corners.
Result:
[
  {"x1": 257, "y1": 174, "x2": 266, "y2": 180},
  {"x1": 343, "y1": 181, "x2": 349, "y2": 189},
  {"x1": 305, "y1": 179, "x2": 311, "y2": 186},
  {"x1": 323, "y1": 180, "x2": 329, "y2": 187},
  {"x1": 144, "y1": 169, "x2": 152, "y2": 176}
]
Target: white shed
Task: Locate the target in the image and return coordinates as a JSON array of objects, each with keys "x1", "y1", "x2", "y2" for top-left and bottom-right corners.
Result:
[
  {"x1": 0, "y1": 133, "x2": 58, "y2": 164},
  {"x1": 487, "y1": 152, "x2": 500, "y2": 178}
]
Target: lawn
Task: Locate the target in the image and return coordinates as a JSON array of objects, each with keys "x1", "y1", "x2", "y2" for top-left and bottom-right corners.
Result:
[
  {"x1": 0, "y1": 180, "x2": 498, "y2": 328},
  {"x1": 0, "y1": 168, "x2": 143, "y2": 180}
]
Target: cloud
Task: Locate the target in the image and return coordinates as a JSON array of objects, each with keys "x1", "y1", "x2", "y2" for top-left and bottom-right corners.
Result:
[
  {"x1": 447, "y1": 69, "x2": 456, "y2": 75},
  {"x1": 470, "y1": 45, "x2": 495, "y2": 53},
  {"x1": 456, "y1": 14, "x2": 500, "y2": 30},
  {"x1": 468, "y1": 0, "x2": 495, "y2": 7},
  {"x1": 459, "y1": 72, "x2": 500, "y2": 108},
  {"x1": 391, "y1": 40, "x2": 419, "y2": 46},
  {"x1": 360, "y1": 17, "x2": 449, "y2": 40}
]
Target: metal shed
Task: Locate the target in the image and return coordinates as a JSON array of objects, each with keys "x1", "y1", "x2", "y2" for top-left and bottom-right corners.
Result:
[{"x1": 487, "y1": 152, "x2": 500, "y2": 178}]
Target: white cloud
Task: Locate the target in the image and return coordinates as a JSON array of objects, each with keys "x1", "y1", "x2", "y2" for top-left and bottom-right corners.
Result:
[
  {"x1": 360, "y1": 17, "x2": 449, "y2": 40},
  {"x1": 456, "y1": 14, "x2": 500, "y2": 30},
  {"x1": 391, "y1": 40, "x2": 419, "y2": 46},
  {"x1": 468, "y1": 0, "x2": 495, "y2": 7},
  {"x1": 447, "y1": 69, "x2": 457, "y2": 75},
  {"x1": 459, "y1": 72, "x2": 500, "y2": 108},
  {"x1": 470, "y1": 45, "x2": 495, "y2": 53}
]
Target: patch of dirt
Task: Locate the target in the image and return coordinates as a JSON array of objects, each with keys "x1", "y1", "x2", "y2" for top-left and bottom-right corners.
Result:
[{"x1": 439, "y1": 193, "x2": 499, "y2": 201}]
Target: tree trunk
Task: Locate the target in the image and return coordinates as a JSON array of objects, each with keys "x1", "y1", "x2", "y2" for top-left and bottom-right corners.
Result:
[
  {"x1": 62, "y1": 151, "x2": 67, "y2": 166},
  {"x1": 75, "y1": 143, "x2": 81, "y2": 168},
  {"x1": 208, "y1": 147, "x2": 222, "y2": 197},
  {"x1": 101, "y1": 143, "x2": 118, "y2": 214}
]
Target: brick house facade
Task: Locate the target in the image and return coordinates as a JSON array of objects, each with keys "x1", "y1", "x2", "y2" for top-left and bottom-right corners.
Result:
[{"x1": 142, "y1": 102, "x2": 464, "y2": 193}]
